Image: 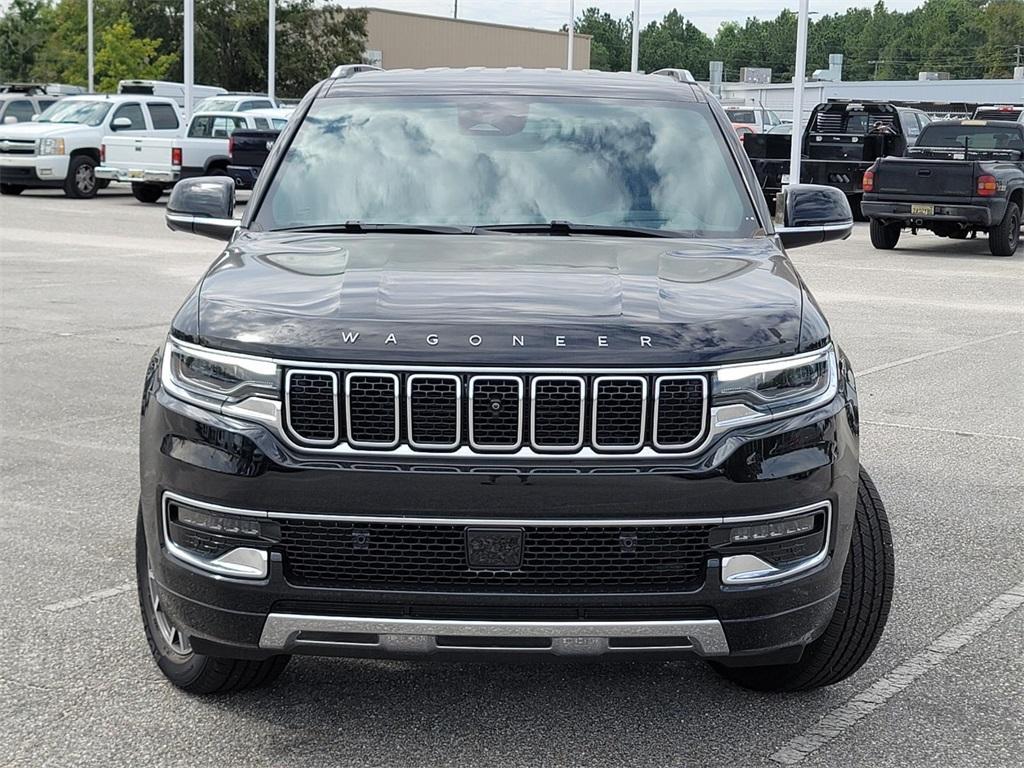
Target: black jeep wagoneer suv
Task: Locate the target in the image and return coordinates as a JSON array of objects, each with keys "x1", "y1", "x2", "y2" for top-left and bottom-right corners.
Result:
[{"x1": 139, "y1": 67, "x2": 893, "y2": 694}]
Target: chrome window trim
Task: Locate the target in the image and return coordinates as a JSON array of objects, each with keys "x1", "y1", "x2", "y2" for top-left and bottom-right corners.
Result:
[
  {"x1": 345, "y1": 372, "x2": 400, "y2": 448},
  {"x1": 652, "y1": 375, "x2": 710, "y2": 451},
  {"x1": 406, "y1": 373, "x2": 462, "y2": 450},
  {"x1": 468, "y1": 375, "x2": 524, "y2": 451},
  {"x1": 283, "y1": 369, "x2": 339, "y2": 446},
  {"x1": 591, "y1": 375, "x2": 648, "y2": 452},
  {"x1": 529, "y1": 375, "x2": 586, "y2": 452}
]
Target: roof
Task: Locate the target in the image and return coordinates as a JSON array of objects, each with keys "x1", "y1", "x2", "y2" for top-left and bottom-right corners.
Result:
[
  {"x1": 62, "y1": 93, "x2": 179, "y2": 103},
  {"x1": 323, "y1": 67, "x2": 703, "y2": 102}
]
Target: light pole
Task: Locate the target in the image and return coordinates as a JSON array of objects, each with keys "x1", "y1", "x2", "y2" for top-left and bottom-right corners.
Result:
[
  {"x1": 566, "y1": 0, "x2": 574, "y2": 70},
  {"x1": 268, "y1": 0, "x2": 276, "y2": 102},
  {"x1": 630, "y1": 0, "x2": 640, "y2": 73},
  {"x1": 87, "y1": 0, "x2": 94, "y2": 91},
  {"x1": 788, "y1": 0, "x2": 810, "y2": 189},
  {"x1": 184, "y1": 0, "x2": 194, "y2": 121}
]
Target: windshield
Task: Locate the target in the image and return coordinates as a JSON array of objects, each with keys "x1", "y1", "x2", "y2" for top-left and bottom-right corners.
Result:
[
  {"x1": 36, "y1": 100, "x2": 112, "y2": 126},
  {"x1": 255, "y1": 95, "x2": 758, "y2": 237},
  {"x1": 726, "y1": 110, "x2": 756, "y2": 124},
  {"x1": 195, "y1": 97, "x2": 239, "y2": 112},
  {"x1": 919, "y1": 124, "x2": 1024, "y2": 150}
]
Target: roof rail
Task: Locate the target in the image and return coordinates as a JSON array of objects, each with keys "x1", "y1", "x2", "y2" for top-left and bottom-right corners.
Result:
[
  {"x1": 650, "y1": 68, "x2": 696, "y2": 84},
  {"x1": 330, "y1": 64, "x2": 383, "y2": 79}
]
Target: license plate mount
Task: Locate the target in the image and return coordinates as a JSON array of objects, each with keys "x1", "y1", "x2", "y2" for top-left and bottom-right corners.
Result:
[
  {"x1": 910, "y1": 203, "x2": 934, "y2": 216},
  {"x1": 465, "y1": 527, "x2": 524, "y2": 570}
]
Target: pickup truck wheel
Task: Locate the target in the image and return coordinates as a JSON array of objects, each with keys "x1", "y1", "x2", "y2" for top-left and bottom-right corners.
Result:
[
  {"x1": 131, "y1": 183, "x2": 164, "y2": 204},
  {"x1": 63, "y1": 156, "x2": 97, "y2": 198},
  {"x1": 0, "y1": 183, "x2": 25, "y2": 195},
  {"x1": 711, "y1": 468, "x2": 894, "y2": 692},
  {"x1": 869, "y1": 219, "x2": 900, "y2": 249},
  {"x1": 988, "y1": 202, "x2": 1020, "y2": 257},
  {"x1": 135, "y1": 506, "x2": 290, "y2": 694}
]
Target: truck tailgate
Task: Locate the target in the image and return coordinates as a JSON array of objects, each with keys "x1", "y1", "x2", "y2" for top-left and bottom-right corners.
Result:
[
  {"x1": 102, "y1": 136, "x2": 176, "y2": 171},
  {"x1": 230, "y1": 129, "x2": 280, "y2": 168},
  {"x1": 874, "y1": 158, "x2": 977, "y2": 197}
]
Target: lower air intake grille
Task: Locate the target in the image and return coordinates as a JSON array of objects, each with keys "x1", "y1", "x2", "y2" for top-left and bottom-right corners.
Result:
[
  {"x1": 284, "y1": 371, "x2": 338, "y2": 444},
  {"x1": 278, "y1": 519, "x2": 715, "y2": 592}
]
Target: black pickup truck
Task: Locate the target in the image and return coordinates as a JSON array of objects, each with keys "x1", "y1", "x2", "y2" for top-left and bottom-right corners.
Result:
[
  {"x1": 227, "y1": 128, "x2": 281, "y2": 189},
  {"x1": 744, "y1": 100, "x2": 930, "y2": 217},
  {"x1": 862, "y1": 120, "x2": 1024, "y2": 256}
]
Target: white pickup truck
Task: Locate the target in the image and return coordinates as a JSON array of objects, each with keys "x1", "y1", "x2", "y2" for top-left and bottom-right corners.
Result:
[
  {"x1": 0, "y1": 94, "x2": 182, "y2": 198},
  {"x1": 97, "y1": 111, "x2": 271, "y2": 203}
]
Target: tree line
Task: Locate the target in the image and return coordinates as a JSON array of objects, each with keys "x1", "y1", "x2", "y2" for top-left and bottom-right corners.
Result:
[
  {"x1": 581, "y1": 0, "x2": 1023, "y2": 81},
  {"x1": 0, "y1": 0, "x2": 367, "y2": 97},
  {"x1": 1, "y1": 0, "x2": 1021, "y2": 97}
]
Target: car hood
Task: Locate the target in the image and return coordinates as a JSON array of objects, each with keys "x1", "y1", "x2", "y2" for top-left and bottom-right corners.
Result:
[
  {"x1": 180, "y1": 232, "x2": 826, "y2": 366},
  {"x1": 0, "y1": 121, "x2": 95, "y2": 140}
]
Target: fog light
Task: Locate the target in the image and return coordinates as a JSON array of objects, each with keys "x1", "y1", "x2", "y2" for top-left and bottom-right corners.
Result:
[
  {"x1": 729, "y1": 514, "x2": 816, "y2": 543},
  {"x1": 176, "y1": 505, "x2": 262, "y2": 537}
]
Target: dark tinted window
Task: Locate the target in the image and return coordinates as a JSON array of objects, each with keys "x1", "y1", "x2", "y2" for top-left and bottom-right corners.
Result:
[
  {"x1": 726, "y1": 110, "x2": 756, "y2": 124},
  {"x1": 3, "y1": 99, "x2": 35, "y2": 122},
  {"x1": 112, "y1": 102, "x2": 145, "y2": 129},
  {"x1": 919, "y1": 124, "x2": 1024, "y2": 150},
  {"x1": 37, "y1": 99, "x2": 56, "y2": 110},
  {"x1": 253, "y1": 117, "x2": 269, "y2": 129},
  {"x1": 147, "y1": 102, "x2": 179, "y2": 130},
  {"x1": 189, "y1": 115, "x2": 246, "y2": 138},
  {"x1": 240, "y1": 100, "x2": 273, "y2": 111},
  {"x1": 256, "y1": 95, "x2": 759, "y2": 237}
]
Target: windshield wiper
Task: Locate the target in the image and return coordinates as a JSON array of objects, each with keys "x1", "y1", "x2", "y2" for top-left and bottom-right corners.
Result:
[
  {"x1": 276, "y1": 221, "x2": 475, "y2": 235},
  {"x1": 473, "y1": 221, "x2": 690, "y2": 238}
]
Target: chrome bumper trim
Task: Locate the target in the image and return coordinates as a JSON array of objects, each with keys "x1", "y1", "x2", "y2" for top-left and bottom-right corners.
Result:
[
  {"x1": 258, "y1": 614, "x2": 731, "y2": 656},
  {"x1": 96, "y1": 165, "x2": 178, "y2": 183}
]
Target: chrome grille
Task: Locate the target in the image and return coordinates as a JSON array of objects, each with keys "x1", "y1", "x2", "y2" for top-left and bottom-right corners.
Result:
[
  {"x1": 407, "y1": 374, "x2": 461, "y2": 449},
  {"x1": 0, "y1": 139, "x2": 36, "y2": 155},
  {"x1": 346, "y1": 373, "x2": 399, "y2": 447},
  {"x1": 284, "y1": 370, "x2": 339, "y2": 444},
  {"x1": 284, "y1": 370, "x2": 709, "y2": 455}
]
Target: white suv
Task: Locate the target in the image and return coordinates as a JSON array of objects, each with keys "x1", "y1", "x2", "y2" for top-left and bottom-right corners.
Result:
[{"x1": 0, "y1": 94, "x2": 182, "y2": 198}]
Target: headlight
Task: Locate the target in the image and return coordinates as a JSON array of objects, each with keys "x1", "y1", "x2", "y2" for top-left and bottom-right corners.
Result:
[
  {"x1": 162, "y1": 337, "x2": 279, "y2": 404},
  {"x1": 39, "y1": 137, "x2": 65, "y2": 156},
  {"x1": 714, "y1": 346, "x2": 836, "y2": 416}
]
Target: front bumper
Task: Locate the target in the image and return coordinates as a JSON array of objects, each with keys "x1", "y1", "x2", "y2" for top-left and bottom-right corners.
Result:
[
  {"x1": 0, "y1": 153, "x2": 69, "y2": 185},
  {"x1": 96, "y1": 165, "x2": 178, "y2": 184},
  {"x1": 862, "y1": 197, "x2": 1002, "y2": 227},
  {"x1": 140, "y1": 356, "x2": 861, "y2": 664}
]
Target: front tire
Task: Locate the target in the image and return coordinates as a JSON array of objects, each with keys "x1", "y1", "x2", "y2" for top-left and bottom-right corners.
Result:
[
  {"x1": 712, "y1": 469, "x2": 895, "y2": 692},
  {"x1": 869, "y1": 219, "x2": 900, "y2": 249},
  {"x1": 136, "y1": 507, "x2": 290, "y2": 694},
  {"x1": 988, "y1": 201, "x2": 1020, "y2": 257},
  {"x1": 131, "y1": 182, "x2": 164, "y2": 204},
  {"x1": 63, "y1": 155, "x2": 97, "y2": 198}
]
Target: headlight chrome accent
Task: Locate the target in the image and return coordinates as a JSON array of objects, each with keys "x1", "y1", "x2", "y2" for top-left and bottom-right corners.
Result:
[
  {"x1": 39, "y1": 137, "x2": 65, "y2": 156},
  {"x1": 161, "y1": 336, "x2": 280, "y2": 406},
  {"x1": 713, "y1": 346, "x2": 836, "y2": 418}
]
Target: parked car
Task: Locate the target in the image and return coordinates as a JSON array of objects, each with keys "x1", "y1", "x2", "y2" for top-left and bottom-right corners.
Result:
[
  {"x1": 767, "y1": 122, "x2": 793, "y2": 135},
  {"x1": 139, "y1": 67, "x2": 894, "y2": 697},
  {"x1": 862, "y1": 119, "x2": 1024, "y2": 255},
  {"x1": 118, "y1": 79, "x2": 226, "y2": 110},
  {"x1": 98, "y1": 110, "x2": 274, "y2": 202},
  {"x1": 972, "y1": 104, "x2": 1023, "y2": 122},
  {"x1": 193, "y1": 93, "x2": 279, "y2": 113},
  {"x1": 0, "y1": 94, "x2": 182, "y2": 197},
  {"x1": 223, "y1": 108, "x2": 293, "y2": 189},
  {"x1": 0, "y1": 85, "x2": 61, "y2": 124},
  {"x1": 725, "y1": 106, "x2": 784, "y2": 134},
  {"x1": 743, "y1": 100, "x2": 931, "y2": 217}
]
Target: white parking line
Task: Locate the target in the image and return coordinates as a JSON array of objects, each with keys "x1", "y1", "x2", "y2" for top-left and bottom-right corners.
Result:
[
  {"x1": 42, "y1": 581, "x2": 135, "y2": 613},
  {"x1": 770, "y1": 579, "x2": 1024, "y2": 765},
  {"x1": 862, "y1": 420, "x2": 1024, "y2": 443},
  {"x1": 856, "y1": 330, "x2": 1020, "y2": 378}
]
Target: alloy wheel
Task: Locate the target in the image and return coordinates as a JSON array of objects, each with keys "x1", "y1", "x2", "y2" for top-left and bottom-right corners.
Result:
[
  {"x1": 76, "y1": 163, "x2": 96, "y2": 195},
  {"x1": 148, "y1": 565, "x2": 192, "y2": 656}
]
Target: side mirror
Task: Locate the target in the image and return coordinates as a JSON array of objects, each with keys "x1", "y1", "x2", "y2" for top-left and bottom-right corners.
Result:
[
  {"x1": 3, "y1": 116, "x2": 17, "y2": 125},
  {"x1": 166, "y1": 176, "x2": 240, "y2": 241},
  {"x1": 111, "y1": 116, "x2": 133, "y2": 130},
  {"x1": 775, "y1": 184, "x2": 853, "y2": 249}
]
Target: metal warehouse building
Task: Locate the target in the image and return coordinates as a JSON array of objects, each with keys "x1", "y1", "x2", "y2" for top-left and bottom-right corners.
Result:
[{"x1": 358, "y1": 7, "x2": 591, "y2": 70}]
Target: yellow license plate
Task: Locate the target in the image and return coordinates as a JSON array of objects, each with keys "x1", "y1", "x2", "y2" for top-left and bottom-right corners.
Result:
[
  {"x1": 911, "y1": 204, "x2": 934, "y2": 216},
  {"x1": 128, "y1": 170, "x2": 144, "y2": 179}
]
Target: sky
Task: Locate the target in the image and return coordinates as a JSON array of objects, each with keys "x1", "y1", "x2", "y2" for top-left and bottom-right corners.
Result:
[{"x1": 365, "y1": 1, "x2": 925, "y2": 36}]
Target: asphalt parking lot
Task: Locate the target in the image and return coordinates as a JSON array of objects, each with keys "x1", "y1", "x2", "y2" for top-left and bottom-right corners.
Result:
[{"x1": 1, "y1": 186, "x2": 1022, "y2": 767}]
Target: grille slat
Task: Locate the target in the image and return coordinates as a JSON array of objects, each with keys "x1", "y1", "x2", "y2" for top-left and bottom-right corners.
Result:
[
  {"x1": 407, "y1": 375, "x2": 461, "y2": 449},
  {"x1": 284, "y1": 371, "x2": 339, "y2": 444},
  {"x1": 279, "y1": 519, "x2": 715, "y2": 592},
  {"x1": 283, "y1": 369, "x2": 709, "y2": 455}
]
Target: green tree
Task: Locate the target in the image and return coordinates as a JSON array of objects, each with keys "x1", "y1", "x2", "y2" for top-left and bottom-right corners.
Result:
[
  {"x1": 979, "y1": 0, "x2": 1024, "y2": 76},
  {"x1": 638, "y1": 9, "x2": 713, "y2": 78},
  {"x1": 94, "y1": 17, "x2": 177, "y2": 91},
  {"x1": 574, "y1": 6, "x2": 628, "y2": 71},
  {"x1": 0, "y1": 0, "x2": 55, "y2": 81}
]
